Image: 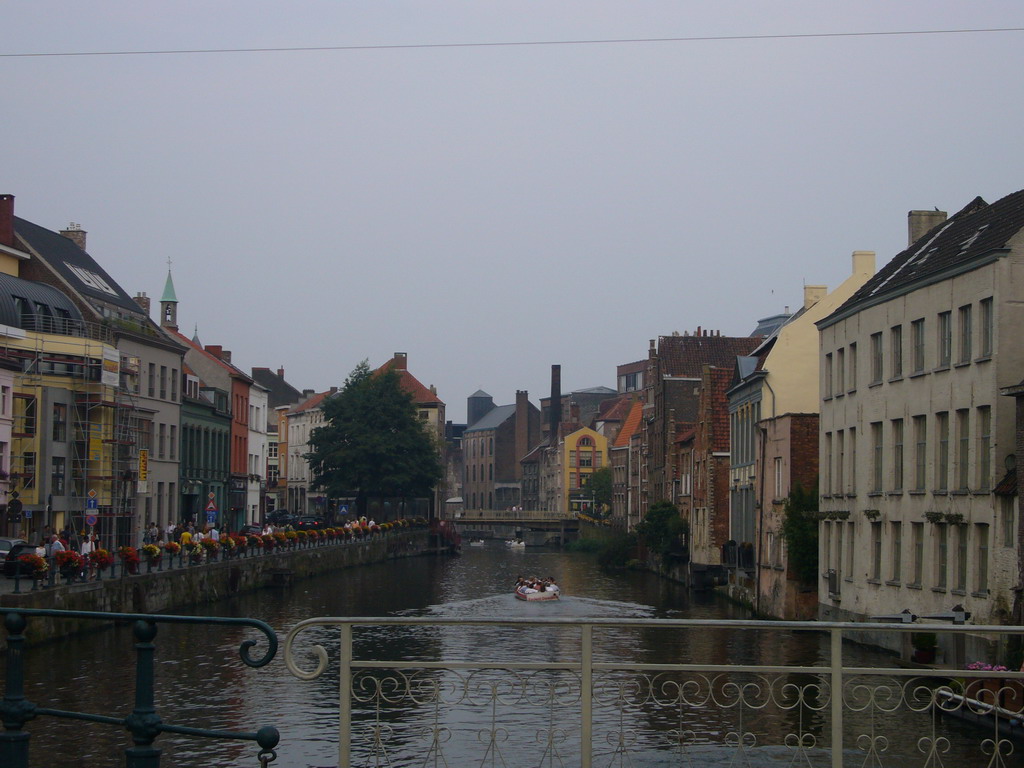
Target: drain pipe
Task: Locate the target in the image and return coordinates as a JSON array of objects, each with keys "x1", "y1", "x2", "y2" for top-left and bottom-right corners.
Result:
[{"x1": 755, "y1": 377, "x2": 777, "y2": 617}]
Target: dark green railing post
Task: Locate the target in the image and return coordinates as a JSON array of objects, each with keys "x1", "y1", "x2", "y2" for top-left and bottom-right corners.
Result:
[
  {"x1": 124, "y1": 619, "x2": 162, "y2": 768},
  {"x1": 0, "y1": 612, "x2": 36, "y2": 768}
]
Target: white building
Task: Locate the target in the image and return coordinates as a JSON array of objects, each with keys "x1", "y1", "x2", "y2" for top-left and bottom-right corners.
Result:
[{"x1": 816, "y1": 193, "x2": 1024, "y2": 652}]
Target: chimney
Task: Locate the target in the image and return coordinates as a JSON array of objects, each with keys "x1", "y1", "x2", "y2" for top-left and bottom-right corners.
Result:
[
  {"x1": 549, "y1": 364, "x2": 561, "y2": 443},
  {"x1": 277, "y1": 367, "x2": 285, "y2": 378},
  {"x1": 60, "y1": 222, "x2": 87, "y2": 251},
  {"x1": 393, "y1": 352, "x2": 408, "y2": 370},
  {"x1": 908, "y1": 210, "x2": 947, "y2": 247},
  {"x1": 0, "y1": 194, "x2": 14, "y2": 248},
  {"x1": 515, "y1": 390, "x2": 529, "y2": 479},
  {"x1": 803, "y1": 285, "x2": 827, "y2": 309},
  {"x1": 852, "y1": 250, "x2": 876, "y2": 278},
  {"x1": 134, "y1": 292, "x2": 151, "y2": 316},
  {"x1": 204, "y1": 345, "x2": 230, "y2": 363},
  {"x1": 329, "y1": 386, "x2": 338, "y2": 394}
]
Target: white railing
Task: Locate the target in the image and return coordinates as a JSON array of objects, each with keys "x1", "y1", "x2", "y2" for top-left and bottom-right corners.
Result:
[{"x1": 283, "y1": 617, "x2": 1024, "y2": 767}]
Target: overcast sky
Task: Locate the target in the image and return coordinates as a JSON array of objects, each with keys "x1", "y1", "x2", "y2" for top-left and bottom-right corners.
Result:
[{"x1": 4, "y1": 2, "x2": 1022, "y2": 422}]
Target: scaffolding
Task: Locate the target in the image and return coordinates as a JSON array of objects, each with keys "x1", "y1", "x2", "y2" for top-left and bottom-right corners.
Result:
[{"x1": 2, "y1": 317, "x2": 143, "y2": 552}]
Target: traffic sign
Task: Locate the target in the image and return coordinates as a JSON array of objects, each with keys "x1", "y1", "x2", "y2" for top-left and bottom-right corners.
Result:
[
  {"x1": 206, "y1": 501, "x2": 218, "y2": 512},
  {"x1": 206, "y1": 511, "x2": 216, "y2": 524},
  {"x1": 87, "y1": 497, "x2": 98, "y2": 510},
  {"x1": 85, "y1": 514, "x2": 97, "y2": 526},
  {"x1": 339, "y1": 504, "x2": 349, "y2": 514},
  {"x1": 88, "y1": 488, "x2": 97, "y2": 498}
]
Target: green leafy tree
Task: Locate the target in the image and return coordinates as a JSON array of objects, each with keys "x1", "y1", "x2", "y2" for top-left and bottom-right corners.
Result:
[
  {"x1": 636, "y1": 500, "x2": 687, "y2": 557},
  {"x1": 307, "y1": 361, "x2": 442, "y2": 517},
  {"x1": 780, "y1": 482, "x2": 819, "y2": 584},
  {"x1": 582, "y1": 467, "x2": 613, "y2": 516}
]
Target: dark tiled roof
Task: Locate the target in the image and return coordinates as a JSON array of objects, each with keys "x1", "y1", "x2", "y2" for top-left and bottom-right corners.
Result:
[
  {"x1": 14, "y1": 216, "x2": 144, "y2": 315},
  {"x1": 597, "y1": 394, "x2": 632, "y2": 422},
  {"x1": 464, "y1": 404, "x2": 515, "y2": 433},
  {"x1": 657, "y1": 334, "x2": 763, "y2": 377},
  {"x1": 251, "y1": 367, "x2": 303, "y2": 409},
  {"x1": 822, "y1": 189, "x2": 1024, "y2": 327}
]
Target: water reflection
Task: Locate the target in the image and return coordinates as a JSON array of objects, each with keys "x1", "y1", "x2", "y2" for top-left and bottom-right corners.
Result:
[{"x1": 13, "y1": 546, "x2": 988, "y2": 767}]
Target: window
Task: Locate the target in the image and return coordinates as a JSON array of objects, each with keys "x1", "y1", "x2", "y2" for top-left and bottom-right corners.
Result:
[
  {"x1": 825, "y1": 353, "x2": 833, "y2": 398},
  {"x1": 579, "y1": 451, "x2": 593, "y2": 467},
  {"x1": 158, "y1": 423, "x2": 167, "y2": 459},
  {"x1": 935, "y1": 412, "x2": 949, "y2": 491},
  {"x1": 891, "y1": 325, "x2": 903, "y2": 378},
  {"x1": 849, "y1": 427, "x2": 857, "y2": 493},
  {"x1": 976, "y1": 523, "x2": 989, "y2": 593},
  {"x1": 937, "y1": 312, "x2": 952, "y2": 367},
  {"x1": 891, "y1": 521, "x2": 902, "y2": 582},
  {"x1": 824, "y1": 432, "x2": 833, "y2": 494},
  {"x1": 170, "y1": 425, "x2": 177, "y2": 460},
  {"x1": 0, "y1": 385, "x2": 8, "y2": 417},
  {"x1": 52, "y1": 402, "x2": 67, "y2": 442},
  {"x1": 871, "y1": 521, "x2": 882, "y2": 581},
  {"x1": 958, "y1": 305, "x2": 972, "y2": 364},
  {"x1": 21, "y1": 452, "x2": 36, "y2": 490},
  {"x1": 50, "y1": 456, "x2": 65, "y2": 495},
  {"x1": 171, "y1": 368, "x2": 178, "y2": 401},
  {"x1": 836, "y1": 522, "x2": 844, "y2": 579},
  {"x1": 871, "y1": 422, "x2": 883, "y2": 492},
  {"x1": 148, "y1": 363, "x2": 155, "y2": 397},
  {"x1": 836, "y1": 430, "x2": 845, "y2": 494},
  {"x1": 774, "y1": 457, "x2": 783, "y2": 499},
  {"x1": 836, "y1": 348, "x2": 846, "y2": 394},
  {"x1": 980, "y1": 297, "x2": 993, "y2": 357},
  {"x1": 913, "y1": 416, "x2": 927, "y2": 491},
  {"x1": 892, "y1": 419, "x2": 904, "y2": 492},
  {"x1": 936, "y1": 524, "x2": 948, "y2": 589},
  {"x1": 955, "y1": 524, "x2": 968, "y2": 592},
  {"x1": 846, "y1": 521, "x2": 855, "y2": 578},
  {"x1": 848, "y1": 343, "x2": 857, "y2": 391},
  {"x1": 911, "y1": 522, "x2": 924, "y2": 586},
  {"x1": 870, "y1": 333, "x2": 883, "y2": 383},
  {"x1": 977, "y1": 406, "x2": 991, "y2": 491},
  {"x1": 956, "y1": 410, "x2": 969, "y2": 491},
  {"x1": 1002, "y1": 496, "x2": 1015, "y2": 549},
  {"x1": 912, "y1": 319, "x2": 926, "y2": 373},
  {"x1": 14, "y1": 395, "x2": 37, "y2": 436},
  {"x1": 822, "y1": 521, "x2": 832, "y2": 571}
]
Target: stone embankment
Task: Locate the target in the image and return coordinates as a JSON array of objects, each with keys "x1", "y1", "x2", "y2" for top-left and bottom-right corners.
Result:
[{"x1": 0, "y1": 529, "x2": 435, "y2": 646}]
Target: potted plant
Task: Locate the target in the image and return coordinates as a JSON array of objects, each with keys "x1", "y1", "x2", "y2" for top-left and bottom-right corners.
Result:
[
  {"x1": 911, "y1": 632, "x2": 938, "y2": 663},
  {"x1": 141, "y1": 544, "x2": 161, "y2": 565},
  {"x1": 17, "y1": 552, "x2": 48, "y2": 580},
  {"x1": 55, "y1": 550, "x2": 84, "y2": 579},
  {"x1": 90, "y1": 548, "x2": 114, "y2": 575},
  {"x1": 163, "y1": 541, "x2": 181, "y2": 558},
  {"x1": 118, "y1": 546, "x2": 141, "y2": 575}
]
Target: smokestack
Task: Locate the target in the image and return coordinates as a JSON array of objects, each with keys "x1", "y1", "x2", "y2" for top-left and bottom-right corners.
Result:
[
  {"x1": 0, "y1": 195, "x2": 14, "y2": 248},
  {"x1": 550, "y1": 365, "x2": 561, "y2": 443},
  {"x1": 908, "y1": 210, "x2": 947, "y2": 247},
  {"x1": 515, "y1": 390, "x2": 529, "y2": 479},
  {"x1": 393, "y1": 352, "x2": 408, "y2": 370},
  {"x1": 60, "y1": 222, "x2": 87, "y2": 251}
]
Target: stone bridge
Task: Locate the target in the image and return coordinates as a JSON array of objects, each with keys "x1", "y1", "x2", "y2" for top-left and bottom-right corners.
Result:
[{"x1": 446, "y1": 509, "x2": 579, "y2": 546}]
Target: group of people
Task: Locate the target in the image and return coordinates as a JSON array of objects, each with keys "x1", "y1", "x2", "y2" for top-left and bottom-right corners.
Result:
[{"x1": 515, "y1": 575, "x2": 560, "y2": 594}]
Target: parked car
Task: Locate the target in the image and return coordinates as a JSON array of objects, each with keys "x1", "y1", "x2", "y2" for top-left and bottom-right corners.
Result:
[
  {"x1": 266, "y1": 509, "x2": 292, "y2": 525},
  {"x1": 3, "y1": 541, "x2": 39, "y2": 579},
  {"x1": 238, "y1": 524, "x2": 262, "y2": 536},
  {"x1": 0, "y1": 537, "x2": 27, "y2": 558},
  {"x1": 294, "y1": 516, "x2": 326, "y2": 531}
]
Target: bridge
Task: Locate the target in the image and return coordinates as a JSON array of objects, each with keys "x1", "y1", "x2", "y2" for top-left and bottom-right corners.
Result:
[{"x1": 445, "y1": 508, "x2": 580, "y2": 545}]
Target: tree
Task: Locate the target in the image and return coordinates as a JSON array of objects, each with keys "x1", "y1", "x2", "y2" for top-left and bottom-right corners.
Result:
[
  {"x1": 636, "y1": 500, "x2": 687, "y2": 557},
  {"x1": 780, "y1": 483, "x2": 819, "y2": 584},
  {"x1": 306, "y1": 361, "x2": 443, "y2": 517},
  {"x1": 582, "y1": 467, "x2": 613, "y2": 516}
]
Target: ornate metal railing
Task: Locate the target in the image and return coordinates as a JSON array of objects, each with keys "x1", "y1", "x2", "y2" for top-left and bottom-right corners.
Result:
[
  {"x1": 0, "y1": 608, "x2": 280, "y2": 768},
  {"x1": 284, "y1": 617, "x2": 1024, "y2": 768}
]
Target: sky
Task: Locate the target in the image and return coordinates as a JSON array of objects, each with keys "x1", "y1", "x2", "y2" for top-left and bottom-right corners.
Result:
[{"x1": 3, "y1": 2, "x2": 1022, "y2": 423}]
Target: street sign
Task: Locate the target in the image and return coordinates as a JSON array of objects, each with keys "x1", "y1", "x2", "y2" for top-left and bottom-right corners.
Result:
[
  {"x1": 85, "y1": 514, "x2": 97, "y2": 526},
  {"x1": 206, "y1": 511, "x2": 216, "y2": 524},
  {"x1": 23, "y1": 508, "x2": 32, "y2": 519},
  {"x1": 206, "y1": 500, "x2": 218, "y2": 512},
  {"x1": 339, "y1": 504, "x2": 349, "y2": 514},
  {"x1": 87, "y1": 497, "x2": 98, "y2": 510},
  {"x1": 88, "y1": 489, "x2": 97, "y2": 498}
]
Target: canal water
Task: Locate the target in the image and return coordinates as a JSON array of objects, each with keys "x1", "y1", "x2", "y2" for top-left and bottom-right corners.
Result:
[{"x1": 16, "y1": 545, "x2": 986, "y2": 766}]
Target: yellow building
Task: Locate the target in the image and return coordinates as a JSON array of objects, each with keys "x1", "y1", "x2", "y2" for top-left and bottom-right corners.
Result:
[{"x1": 561, "y1": 426, "x2": 608, "y2": 515}]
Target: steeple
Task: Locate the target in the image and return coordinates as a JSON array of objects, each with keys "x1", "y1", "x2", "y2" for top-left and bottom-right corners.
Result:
[{"x1": 160, "y1": 268, "x2": 178, "y2": 330}]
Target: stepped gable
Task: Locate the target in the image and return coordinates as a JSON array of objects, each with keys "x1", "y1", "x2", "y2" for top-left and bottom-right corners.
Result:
[
  {"x1": 657, "y1": 333, "x2": 764, "y2": 377},
  {"x1": 825, "y1": 189, "x2": 1024, "y2": 325}
]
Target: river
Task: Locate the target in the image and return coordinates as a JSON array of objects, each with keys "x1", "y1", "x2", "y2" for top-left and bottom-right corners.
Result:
[{"x1": 15, "y1": 545, "x2": 987, "y2": 766}]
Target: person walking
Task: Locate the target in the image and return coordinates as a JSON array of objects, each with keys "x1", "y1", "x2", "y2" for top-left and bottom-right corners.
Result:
[{"x1": 80, "y1": 533, "x2": 97, "y2": 580}]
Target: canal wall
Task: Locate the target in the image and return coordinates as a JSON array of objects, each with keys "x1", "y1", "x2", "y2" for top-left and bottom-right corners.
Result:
[{"x1": 1, "y1": 530, "x2": 435, "y2": 646}]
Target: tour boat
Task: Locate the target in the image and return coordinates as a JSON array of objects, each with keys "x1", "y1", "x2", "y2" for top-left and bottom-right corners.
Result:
[
  {"x1": 515, "y1": 586, "x2": 559, "y2": 601},
  {"x1": 468, "y1": 539, "x2": 485, "y2": 547},
  {"x1": 505, "y1": 539, "x2": 526, "y2": 548}
]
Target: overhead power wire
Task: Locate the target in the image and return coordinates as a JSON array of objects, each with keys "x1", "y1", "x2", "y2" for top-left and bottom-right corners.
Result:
[{"x1": 1, "y1": 26, "x2": 1023, "y2": 59}]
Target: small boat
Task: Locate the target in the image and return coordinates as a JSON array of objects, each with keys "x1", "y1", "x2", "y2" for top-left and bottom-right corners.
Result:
[
  {"x1": 515, "y1": 586, "x2": 559, "y2": 601},
  {"x1": 505, "y1": 539, "x2": 525, "y2": 548},
  {"x1": 468, "y1": 539, "x2": 485, "y2": 547}
]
